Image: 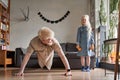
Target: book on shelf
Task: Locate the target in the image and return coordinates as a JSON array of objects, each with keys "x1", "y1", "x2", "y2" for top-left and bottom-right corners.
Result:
[
  {"x1": 0, "y1": 45, "x2": 6, "y2": 50},
  {"x1": 0, "y1": 32, "x2": 3, "y2": 38},
  {"x1": 0, "y1": 38, "x2": 5, "y2": 45},
  {"x1": 0, "y1": 22, "x2": 8, "y2": 31},
  {"x1": 0, "y1": 45, "x2": 10, "y2": 50}
]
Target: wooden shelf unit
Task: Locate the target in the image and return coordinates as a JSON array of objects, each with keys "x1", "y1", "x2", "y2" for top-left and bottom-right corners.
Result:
[{"x1": 0, "y1": 0, "x2": 11, "y2": 69}]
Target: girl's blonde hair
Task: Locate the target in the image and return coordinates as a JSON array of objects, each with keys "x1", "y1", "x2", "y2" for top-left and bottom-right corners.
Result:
[
  {"x1": 38, "y1": 27, "x2": 55, "y2": 40},
  {"x1": 81, "y1": 15, "x2": 92, "y2": 39}
]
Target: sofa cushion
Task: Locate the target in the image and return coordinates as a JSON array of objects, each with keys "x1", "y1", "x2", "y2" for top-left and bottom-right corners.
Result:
[
  {"x1": 65, "y1": 43, "x2": 79, "y2": 59},
  {"x1": 66, "y1": 43, "x2": 78, "y2": 52},
  {"x1": 60, "y1": 43, "x2": 66, "y2": 52},
  {"x1": 20, "y1": 48, "x2": 37, "y2": 59},
  {"x1": 54, "y1": 43, "x2": 66, "y2": 57}
]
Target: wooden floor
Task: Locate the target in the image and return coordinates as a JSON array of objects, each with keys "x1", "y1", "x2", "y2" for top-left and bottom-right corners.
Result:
[{"x1": 0, "y1": 68, "x2": 116, "y2": 80}]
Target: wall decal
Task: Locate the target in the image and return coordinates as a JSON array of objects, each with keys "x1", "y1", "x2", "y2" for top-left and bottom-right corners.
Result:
[
  {"x1": 20, "y1": 6, "x2": 30, "y2": 21},
  {"x1": 38, "y1": 11, "x2": 70, "y2": 24}
]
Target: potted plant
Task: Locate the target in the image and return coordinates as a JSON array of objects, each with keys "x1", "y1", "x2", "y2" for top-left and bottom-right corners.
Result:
[
  {"x1": 98, "y1": 0, "x2": 107, "y2": 63},
  {"x1": 103, "y1": 0, "x2": 119, "y2": 63},
  {"x1": 108, "y1": 0, "x2": 119, "y2": 39},
  {"x1": 99, "y1": 0, "x2": 107, "y2": 26}
]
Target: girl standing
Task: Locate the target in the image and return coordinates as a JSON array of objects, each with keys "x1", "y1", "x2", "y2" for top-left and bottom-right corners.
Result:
[{"x1": 76, "y1": 15, "x2": 94, "y2": 72}]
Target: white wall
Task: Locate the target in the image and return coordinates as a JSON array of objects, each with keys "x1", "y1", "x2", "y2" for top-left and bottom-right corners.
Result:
[{"x1": 10, "y1": 0, "x2": 90, "y2": 50}]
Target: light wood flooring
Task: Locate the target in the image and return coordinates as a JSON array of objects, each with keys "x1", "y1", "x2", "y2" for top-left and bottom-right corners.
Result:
[{"x1": 0, "y1": 68, "x2": 117, "y2": 80}]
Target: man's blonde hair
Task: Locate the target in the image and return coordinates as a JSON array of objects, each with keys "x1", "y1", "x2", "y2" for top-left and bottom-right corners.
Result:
[{"x1": 38, "y1": 27, "x2": 55, "y2": 40}]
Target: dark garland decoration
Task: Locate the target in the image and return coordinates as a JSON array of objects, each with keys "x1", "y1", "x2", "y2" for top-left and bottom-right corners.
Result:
[{"x1": 38, "y1": 11, "x2": 70, "y2": 24}]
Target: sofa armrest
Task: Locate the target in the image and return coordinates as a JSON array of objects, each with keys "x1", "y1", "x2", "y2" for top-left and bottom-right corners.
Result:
[
  {"x1": 15, "y1": 48, "x2": 24, "y2": 55},
  {"x1": 15, "y1": 48, "x2": 38, "y2": 67},
  {"x1": 15, "y1": 48, "x2": 25, "y2": 67}
]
